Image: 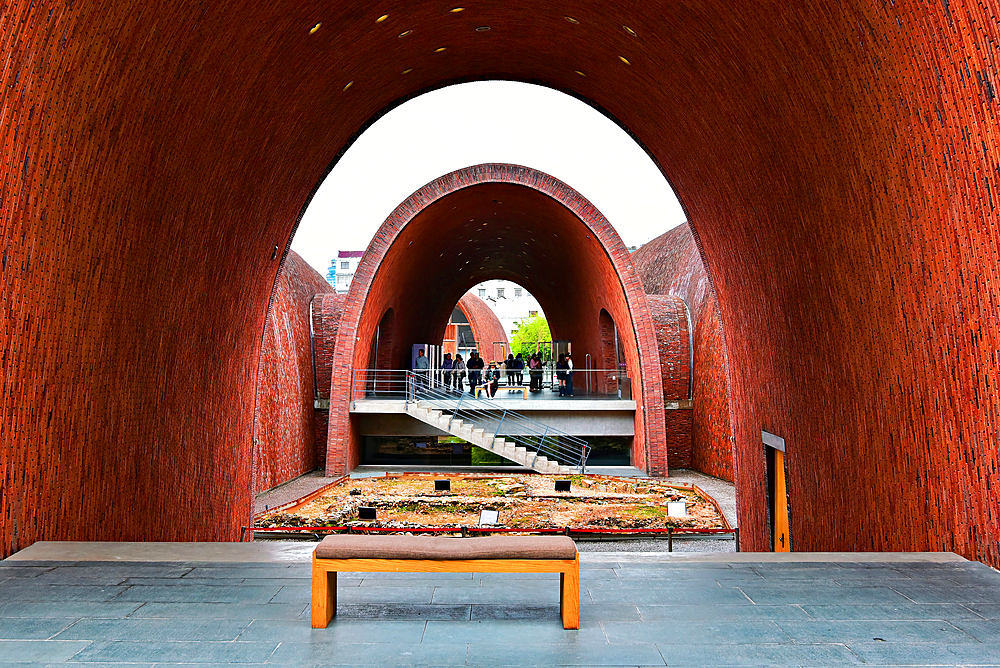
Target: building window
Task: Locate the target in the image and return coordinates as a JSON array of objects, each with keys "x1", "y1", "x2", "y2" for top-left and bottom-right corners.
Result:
[
  {"x1": 529, "y1": 310, "x2": 538, "y2": 317},
  {"x1": 514, "y1": 288, "x2": 522, "y2": 298},
  {"x1": 341, "y1": 261, "x2": 350, "y2": 269},
  {"x1": 478, "y1": 288, "x2": 486, "y2": 297},
  {"x1": 497, "y1": 288, "x2": 505, "y2": 298}
]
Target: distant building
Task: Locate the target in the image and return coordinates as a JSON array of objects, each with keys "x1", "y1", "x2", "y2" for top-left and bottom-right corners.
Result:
[
  {"x1": 326, "y1": 251, "x2": 364, "y2": 293},
  {"x1": 472, "y1": 279, "x2": 543, "y2": 340}
]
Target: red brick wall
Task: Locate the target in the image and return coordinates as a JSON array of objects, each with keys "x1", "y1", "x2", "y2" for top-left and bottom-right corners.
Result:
[
  {"x1": 326, "y1": 165, "x2": 665, "y2": 477},
  {"x1": 646, "y1": 295, "x2": 693, "y2": 468},
  {"x1": 313, "y1": 293, "x2": 347, "y2": 402},
  {"x1": 3, "y1": 0, "x2": 999, "y2": 567},
  {"x1": 634, "y1": 226, "x2": 735, "y2": 481},
  {"x1": 310, "y1": 293, "x2": 347, "y2": 469},
  {"x1": 253, "y1": 252, "x2": 333, "y2": 493}
]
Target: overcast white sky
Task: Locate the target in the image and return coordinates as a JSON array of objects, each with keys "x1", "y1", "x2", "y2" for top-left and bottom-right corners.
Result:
[{"x1": 292, "y1": 81, "x2": 686, "y2": 276}]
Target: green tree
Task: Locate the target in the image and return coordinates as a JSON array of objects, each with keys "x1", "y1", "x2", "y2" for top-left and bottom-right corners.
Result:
[{"x1": 510, "y1": 315, "x2": 551, "y2": 358}]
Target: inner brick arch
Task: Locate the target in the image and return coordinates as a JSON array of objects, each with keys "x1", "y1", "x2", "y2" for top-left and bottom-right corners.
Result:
[
  {"x1": 4, "y1": 0, "x2": 999, "y2": 565},
  {"x1": 325, "y1": 164, "x2": 665, "y2": 475}
]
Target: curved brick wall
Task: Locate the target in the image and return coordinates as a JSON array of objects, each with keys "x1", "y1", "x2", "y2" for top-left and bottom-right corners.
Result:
[
  {"x1": 456, "y1": 292, "x2": 509, "y2": 358},
  {"x1": 646, "y1": 295, "x2": 694, "y2": 470},
  {"x1": 253, "y1": 252, "x2": 333, "y2": 493},
  {"x1": 3, "y1": 1, "x2": 999, "y2": 564},
  {"x1": 634, "y1": 226, "x2": 735, "y2": 482},
  {"x1": 326, "y1": 165, "x2": 665, "y2": 475}
]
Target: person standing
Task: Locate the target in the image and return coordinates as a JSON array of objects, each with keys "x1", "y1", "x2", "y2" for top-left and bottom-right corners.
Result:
[
  {"x1": 564, "y1": 352, "x2": 575, "y2": 397},
  {"x1": 467, "y1": 351, "x2": 484, "y2": 392},
  {"x1": 441, "y1": 352, "x2": 454, "y2": 391},
  {"x1": 513, "y1": 353, "x2": 524, "y2": 386},
  {"x1": 529, "y1": 353, "x2": 543, "y2": 392},
  {"x1": 453, "y1": 354, "x2": 466, "y2": 392},
  {"x1": 505, "y1": 354, "x2": 516, "y2": 387},
  {"x1": 555, "y1": 353, "x2": 568, "y2": 396},
  {"x1": 414, "y1": 348, "x2": 430, "y2": 392}
]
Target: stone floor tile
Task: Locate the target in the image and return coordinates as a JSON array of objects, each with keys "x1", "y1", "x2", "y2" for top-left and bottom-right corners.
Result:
[
  {"x1": 655, "y1": 642, "x2": 864, "y2": 666},
  {"x1": 773, "y1": 619, "x2": 979, "y2": 643},
  {"x1": 70, "y1": 640, "x2": 279, "y2": 664},
  {"x1": 737, "y1": 584, "x2": 911, "y2": 606},
  {"x1": 636, "y1": 604, "x2": 809, "y2": 621},
  {"x1": 466, "y1": 640, "x2": 665, "y2": 666},
  {"x1": 431, "y1": 585, "x2": 560, "y2": 605},
  {"x1": 267, "y1": 641, "x2": 468, "y2": 665},
  {"x1": 0, "y1": 640, "x2": 93, "y2": 663},
  {"x1": 238, "y1": 618, "x2": 426, "y2": 643},
  {"x1": 846, "y1": 641, "x2": 1000, "y2": 665},
  {"x1": 0, "y1": 600, "x2": 144, "y2": 618},
  {"x1": 0, "y1": 618, "x2": 79, "y2": 640},
  {"x1": 0, "y1": 583, "x2": 130, "y2": 602},
  {"x1": 944, "y1": 618, "x2": 1000, "y2": 643},
  {"x1": 799, "y1": 603, "x2": 988, "y2": 621},
  {"x1": 472, "y1": 603, "x2": 641, "y2": 622},
  {"x1": 110, "y1": 584, "x2": 283, "y2": 604},
  {"x1": 964, "y1": 604, "x2": 1000, "y2": 619},
  {"x1": 423, "y1": 619, "x2": 604, "y2": 644},
  {"x1": 889, "y1": 584, "x2": 1000, "y2": 604},
  {"x1": 320, "y1": 585, "x2": 436, "y2": 605},
  {"x1": 359, "y1": 577, "x2": 484, "y2": 588},
  {"x1": 605, "y1": 619, "x2": 790, "y2": 645},
  {"x1": 127, "y1": 602, "x2": 309, "y2": 620},
  {"x1": 318, "y1": 604, "x2": 472, "y2": 621},
  {"x1": 40, "y1": 566, "x2": 194, "y2": 580},
  {"x1": 52, "y1": 618, "x2": 252, "y2": 642},
  {"x1": 588, "y1": 585, "x2": 751, "y2": 605}
]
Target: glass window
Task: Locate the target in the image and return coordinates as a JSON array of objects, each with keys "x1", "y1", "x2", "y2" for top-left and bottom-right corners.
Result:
[
  {"x1": 514, "y1": 288, "x2": 522, "y2": 297},
  {"x1": 497, "y1": 288, "x2": 505, "y2": 298},
  {"x1": 341, "y1": 261, "x2": 350, "y2": 269},
  {"x1": 478, "y1": 288, "x2": 486, "y2": 297}
]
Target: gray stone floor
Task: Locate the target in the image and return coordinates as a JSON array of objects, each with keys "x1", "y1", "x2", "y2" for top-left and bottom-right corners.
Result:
[{"x1": 2, "y1": 544, "x2": 999, "y2": 666}]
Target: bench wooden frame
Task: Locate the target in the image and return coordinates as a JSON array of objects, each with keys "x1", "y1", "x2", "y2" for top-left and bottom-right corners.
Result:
[
  {"x1": 474, "y1": 385, "x2": 530, "y2": 399},
  {"x1": 312, "y1": 552, "x2": 580, "y2": 629}
]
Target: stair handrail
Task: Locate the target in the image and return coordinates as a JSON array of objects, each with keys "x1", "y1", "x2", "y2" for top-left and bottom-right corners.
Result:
[{"x1": 404, "y1": 371, "x2": 591, "y2": 471}]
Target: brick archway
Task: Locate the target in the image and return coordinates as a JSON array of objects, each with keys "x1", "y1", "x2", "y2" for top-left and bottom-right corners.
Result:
[{"x1": 325, "y1": 164, "x2": 665, "y2": 474}]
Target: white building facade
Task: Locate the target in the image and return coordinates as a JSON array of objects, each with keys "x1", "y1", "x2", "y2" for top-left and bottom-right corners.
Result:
[
  {"x1": 325, "y1": 251, "x2": 364, "y2": 294},
  {"x1": 472, "y1": 279, "x2": 543, "y2": 341}
]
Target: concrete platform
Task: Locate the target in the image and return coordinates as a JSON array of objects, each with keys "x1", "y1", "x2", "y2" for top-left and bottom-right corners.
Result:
[{"x1": 3, "y1": 542, "x2": 999, "y2": 666}]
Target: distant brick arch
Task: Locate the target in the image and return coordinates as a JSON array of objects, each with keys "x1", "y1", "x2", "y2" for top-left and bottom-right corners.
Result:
[{"x1": 325, "y1": 164, "x2": 666, "y2": 474}]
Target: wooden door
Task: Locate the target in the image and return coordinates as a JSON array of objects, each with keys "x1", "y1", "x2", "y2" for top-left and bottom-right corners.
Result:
[{"x1": 771, "y1": 449, "x2": 790, "y2": 552}]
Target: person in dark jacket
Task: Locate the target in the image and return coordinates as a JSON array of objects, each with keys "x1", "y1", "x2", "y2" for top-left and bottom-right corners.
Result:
[
  {"x1": 556, "y1": 353, "x2": 568, "y2": 396},
  {"x1": 467, "y1": 351, "x2": 484, "y2": 392},
  {"x1": 441, "y1": 353, "x2": 454, "y2": 391}
]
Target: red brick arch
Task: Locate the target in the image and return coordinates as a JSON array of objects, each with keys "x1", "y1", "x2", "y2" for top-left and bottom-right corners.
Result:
[
  {"x1": 456, "y1": 292, "x2": 510, "y2": 357},
  {"x1": 4, "y1": 0, "x2": 1000, "y2": 565},
  {"x1": 325, "y1": 164, "x2": 665, "y2": 474}
]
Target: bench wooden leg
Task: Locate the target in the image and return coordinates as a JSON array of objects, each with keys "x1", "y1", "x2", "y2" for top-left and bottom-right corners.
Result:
[
  {"x1": 560, "y1": 556, "x2": 580, "y2": 629},
  {"x1": 312, "y1": 562, "x2": 337, "y2": 628}
]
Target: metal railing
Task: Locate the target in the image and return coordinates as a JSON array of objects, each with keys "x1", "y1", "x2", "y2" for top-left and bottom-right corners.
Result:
[
  {"x1": 404, "y1": 370, "x2": 592, "y2": 472},
  {"x1": 349, "y1": 368, "x2": 630, "y2": 400}
]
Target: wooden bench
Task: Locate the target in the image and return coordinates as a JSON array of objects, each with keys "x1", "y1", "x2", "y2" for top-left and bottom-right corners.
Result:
[
  {"x1": 312, "y1": 534, "x2": 579, "y2": 629},
  {"x1": 475, "y1": 385, "x2": 529, "y2": 399}
]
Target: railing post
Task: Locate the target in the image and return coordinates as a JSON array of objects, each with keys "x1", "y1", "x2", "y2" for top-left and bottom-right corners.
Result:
[{"x1": 494, "y1": 411, "x2": 506, "y2": 440}]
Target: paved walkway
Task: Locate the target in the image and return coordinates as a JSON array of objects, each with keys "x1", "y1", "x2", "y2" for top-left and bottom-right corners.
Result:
[{"x1": 3, "y1": 543, "x2": 999, "y2": 666}]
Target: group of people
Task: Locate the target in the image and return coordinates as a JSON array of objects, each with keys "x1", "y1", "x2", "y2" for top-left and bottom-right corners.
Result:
[{"x1": 417, "y1": 349, "x2": 575, "y2": 398}]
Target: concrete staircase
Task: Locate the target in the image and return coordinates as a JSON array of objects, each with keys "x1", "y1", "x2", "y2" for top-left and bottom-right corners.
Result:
[{"x1": 406, "y1": 402, "x2": 576, "y2": 474}]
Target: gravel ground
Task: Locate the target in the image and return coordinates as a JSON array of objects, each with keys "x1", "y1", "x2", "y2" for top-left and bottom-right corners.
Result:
[{"x1": 255, "y1": 468, "x2": 737, "y2": 553}]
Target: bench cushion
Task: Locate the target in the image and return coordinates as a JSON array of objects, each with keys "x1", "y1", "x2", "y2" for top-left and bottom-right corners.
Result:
[{"x1": 315, "y1": 534, "x2": 577, "y2": 560}]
